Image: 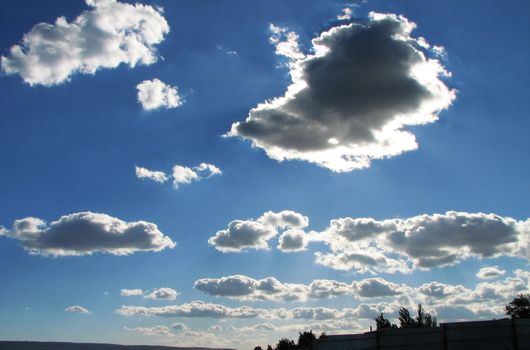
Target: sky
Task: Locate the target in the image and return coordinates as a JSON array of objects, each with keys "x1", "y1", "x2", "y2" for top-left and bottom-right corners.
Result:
[{"x1": 0, "y1": 0, "x2": 529, "y2": 348}]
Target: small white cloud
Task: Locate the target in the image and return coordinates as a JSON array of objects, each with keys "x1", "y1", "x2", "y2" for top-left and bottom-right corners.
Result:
[
  {"x1": 1, "y1": 0, "x2": 169, "y2": 86},
  {"x1": 135, "y1": 166, "x2": 168, "y2": 183},
  {"x1": 337, "y1": 7, "x2": 354, "y2": 20},
  {"x1": 145, "y1": 287, "x2": 179, "y2": 300},
  {"x1": 268, "y1": 24, "x2": 305, "y2": 60},
  {"x1": 65, "y1": 305, "x2": 90, "y2": 314},
  {"x1": 172, "y1": 165, "x2": 200, "y2": 188},
  {"x1": 125, "y1": 325, "x2": 174, "y2": 337},
  {"x1": 121, "y1": 289, "x2": 144, "y2": 297},
  {"x1": 137, "y1": 79, "x2": 183, "y2": 111},
  {"x1": 476, "y1": 266, "x2": 506, "y2": 280}
]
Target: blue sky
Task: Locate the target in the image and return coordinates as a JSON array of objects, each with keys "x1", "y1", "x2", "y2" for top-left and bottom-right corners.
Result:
[{"x1": 0, "y1": 0, "x2": 529, "y2": 348}]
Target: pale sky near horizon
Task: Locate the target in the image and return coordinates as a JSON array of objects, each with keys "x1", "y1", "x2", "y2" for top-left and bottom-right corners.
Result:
[{"x1": 0, "y1": 0, "x2": 529, "y2": 348}]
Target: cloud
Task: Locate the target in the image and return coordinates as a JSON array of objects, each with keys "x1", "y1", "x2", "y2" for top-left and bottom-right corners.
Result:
[
  {"x1": 145, "y1": 287, "x2": 179, "y2": 300},
  {"x1": 337, "y1": 7, "x2": 354, "y2": 21},
  {"x1": 135, "y1": 166, "x2": 168, "y2": 183},
  {"x1": 1, "y1": 0, "x2": 169, "y2": 86},
  {"x1": 314, "y1": 212, "x2": 530, "y2": 273},
  {"x1": 277, "y1": 229, "x2": 309, "y2": 252},
  {"x1": 171, "y1": 323, "x2": 189, "y2": 331},
  {"x1": 65, "y1": 305, "x2": 90, "y2": 314},
  {"x1": 116, "y1": 301, "x2": 271, "y2": 319},
  {"x1": 125, "y1": 325, "x2": 173, "y2": 337},
  {"x1": 208, "y1": 210, "x2": 308, "y2": 252},
  {"x1": 476, "y1": 266, "x2": 506, "y2": 280},
  {"x1": 137, "y1": 79, "x2": 183, "y2": 110},
  {"x1": 135, "y1": 163, "x2": 221, "y2": 188},
  {"x1": 194, "y1": 275, "x2": 310, "y2": 302},
  {"x1": 351, "y1": 278, "x2": 411, "y2": 298},
  {"x1": 227, "y1": 12, "x2": 455, "y2": 172},
  {"x1": 194, "y1": 274, "x2": 416, "y2": 302},
  {"x1": 0, "y1": 211, "x2": 176, "y2": 256},
  {"x1": 268, "y1": 24, "x2": 305, "y2": 60},
  {"x1": 121, "y1": 289, "x2": 144, "y2": 297}
]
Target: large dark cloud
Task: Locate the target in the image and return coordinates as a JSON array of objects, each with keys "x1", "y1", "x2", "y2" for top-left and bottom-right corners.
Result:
[
  {"x1": 228, "y1": 13, "x2": 455, "y2": 171},
  {"x1": 0, "y1": 211, "x2": 175, "y2": 256}
]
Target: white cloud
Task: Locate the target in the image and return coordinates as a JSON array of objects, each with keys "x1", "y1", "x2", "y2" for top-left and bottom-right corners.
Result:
[
  {"x1": 125, "y1": 325, "x2": 173, "y2": 337},
  {"x1": 173, "y1": 163, "x2": 222, "y2": 189},
  {"x1": 476, "y1": 266, "x2": 506, "y2": 280},
  {"x1": 314, "y1": 212, "x2": 530, "y2": 273},
  {"x1": 137, "y1": 79, "x2": 183, "y2": 110},
  {"x1": 351, "y1": 278, "x2": 411, "y2": 298},
  {"x1": 208, "y1": 210, "x2": 308, "y2": 252},
  {"x1": 135, "y1": 166, "x2": 168, "y2": 183},
  {"x1": 0, "y1": 211, "x2": 176, "y2": 256},
  {"x1": 277, "y1": 229, "x2": 309, "y2": 252},
  {"x1": 145, "y1": 287, "x2": 179, "y2": 300},
  {"x1": 135, "y1": 163, "x2": 221, "y2": 189},
  {"x1": 228, "y1": 13, "x2": 456, "y2": 172},
  {"x1": 1, "y1": 0, "x2": 169, "y2": 86},
  {"x1": 65, "y1": 305, "x2": 90, "y2": 314},
  {"x1": 337, "y1": 7, "x2": 354, "y2": 21},
  {"x1": 268, "y1": 24, "x2": 305, "y2": 60},
  {"x1": 121, "y1": 289, "x2": 144, "y2": 297}
]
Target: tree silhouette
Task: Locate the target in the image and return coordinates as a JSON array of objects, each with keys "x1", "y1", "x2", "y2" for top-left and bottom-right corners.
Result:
[
  {"x1": 374, "y1": 313, "x2": 397, "y2": 330},
  {"x1": 254, "y1": 347, "x2": 263, "y2": 350},
  {"x1": 267, "y1": 345, "x2": 273, "y2": 350},
  {"x1": 506, "y1": 293, "x2": 530, "y2": 319},
  {"x1": 297, "y1": 330, "x2": 316, "y2": 349},
  {"x1": 318, "y1": 332, "x2": 327, "y2": 339},
  {"x1": 275, "y1": 338, "x2": 296, "y2": 350},
  {"x1": 398, "y1": 304, "x2": 437, "y2": 328}
]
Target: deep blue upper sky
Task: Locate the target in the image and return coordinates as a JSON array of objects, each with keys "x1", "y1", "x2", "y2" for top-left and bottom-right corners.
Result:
[{"x1": 0, "y1": 0, "x2": 528, "y2": 348}]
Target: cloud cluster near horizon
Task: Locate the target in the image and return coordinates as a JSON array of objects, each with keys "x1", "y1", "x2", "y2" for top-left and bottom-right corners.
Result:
[
  {"x1": 1, "y1": 0, "x2": 169, "y2": 86},
  {"x1": 0, "y1": 211, "x2": 175, "y2": 256},
  {"x1": 136, "y1": 163, "x2": 222, "y2": 189},
  {"x1": 228, "y1": 12, "x2": 456, "y2": 172}
]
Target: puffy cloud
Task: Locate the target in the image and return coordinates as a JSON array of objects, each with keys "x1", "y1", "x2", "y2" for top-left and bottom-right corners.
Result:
[
  {"x1": 137, "y1": 79, "x2": 183, "y2": 110},
  {"x1": 1, "y1": 0, "x2": 169, "y2": 86},
  {"x1": 208, "y1": 220, "x2": 277, "y2": 253},
  {"x1": 65, "y1": 305, "x2": 90, "y2": 314},
  {"x1": 121, "y1": 289, "x2": 144, "y2": 297},
  {"x1": 135, "y1": 166, "x2": 168, "y2": 183},
  {"x1": 145, "y1": 287, "x2": 179, "y2": 300},
  {"x1": 476, "y1": 266, "x2": 506, "y2": 280},
  {"x1": 314, "y1": 212, "x2": 530, "y2": 273},
  {"x1": 277, "y1": 229, "x2": 309, "y2": 252},
  {"x1": 0, "y1": 211, "x2": 175, "y2": 256},
  {"x1": 116, "y1": 301, "x2": 271, "y2": 319},
  {"x1": 194, "y1": 274, "x2": 417, "y2": 302},
  {"x1": 135, "y1": 163, "x2": 221, "y2": 188},
  {"x1": 172, "y1": 163, "x2": 222, "y2": 189},
  {"x1": 351, "y1": 278, "x2": 411, "y2": 298},
  {"x1": 290, "y1": 307, "x2": 341, "y2": 320},
  {"x1": 228, "y1": 12, "x2": 455, "y2": 172},
  {"x1": 308, "y1": 279, "x2": 351, "y2": 299},
  {"x1": 194, "y1": 275, "x2": 309, "y2": 302},
  {"x1": 208, "y1": 210, "x2": 308, "y2": 252},
  {"x1": 416, "y1": 282, "x2": 470, "y2": 299}
]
